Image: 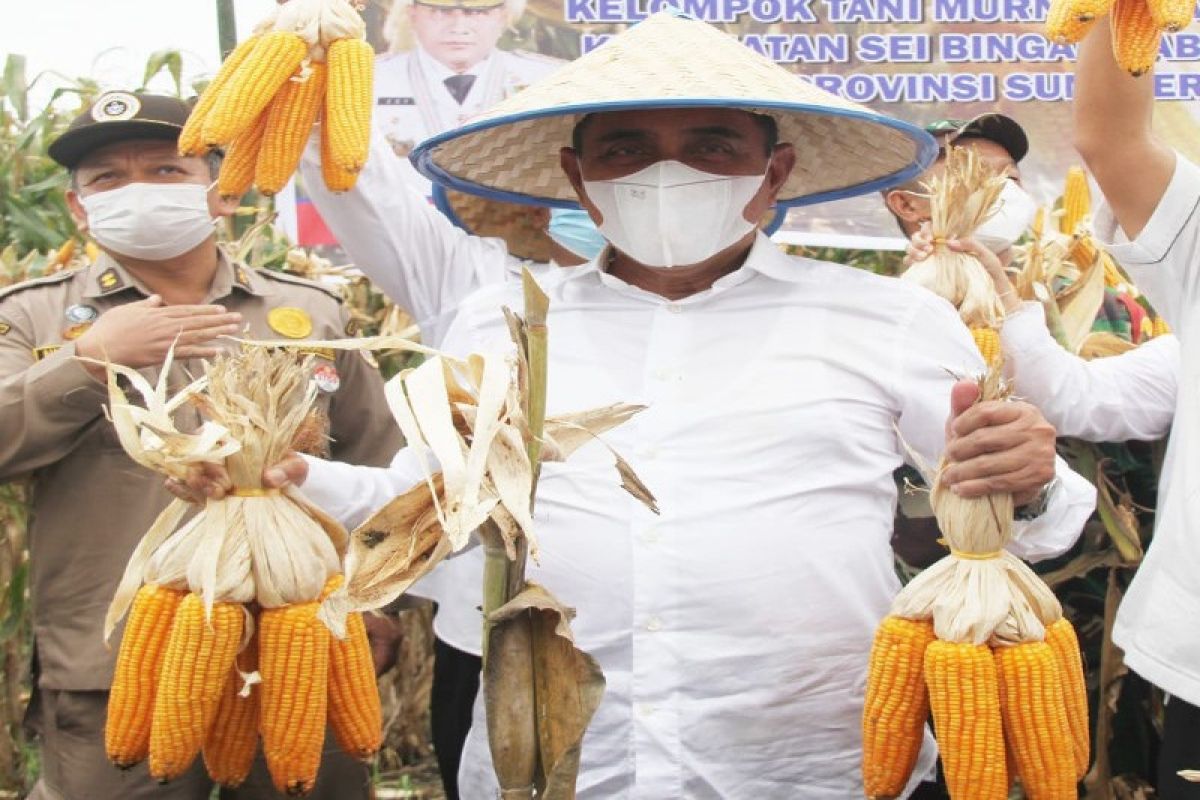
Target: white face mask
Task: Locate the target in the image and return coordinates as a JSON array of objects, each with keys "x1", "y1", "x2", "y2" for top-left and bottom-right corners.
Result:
[
  {"x1": 81, "y1": 182, "x2": 217, "y2": 261},
  {"x1": 582, "y1": 160, "x2": 766, "y2": 269},
  {"x1": 974, "y1": 179, "x2": 1038, "y2": 254}
]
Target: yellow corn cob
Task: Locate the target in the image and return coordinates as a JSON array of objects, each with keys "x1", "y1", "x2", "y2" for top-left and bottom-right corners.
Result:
[
  {"x1": 149, "y1": 595, "x2": 245, "y2": 782},
  {"x1": 1071, "y1": 235, "x2": 1101, "y2": 271},
  {"x1": 203, "y1": 630, "x2": 261, "y2": 788},
  {"x1": 256, "y1": 62, "x2": 328, "y2": 196},
  {"x1": 925, "y1": 641, "x2": 1008, "y2": 799},
  {"x1": 1045, "y1": 619, "x2": 1090, "y2": 780},
  {"x1": 970, "y1": 327, "x2": 1002, "y2": 367},
  {"x1": 178, "y1": 35, "x2": 263, "y2": 156},
  {"x1": 995, "y1": 641, "x2": 1077, "y2": 799},
  {"x1": 1060, "y1": 167, "x2": 1091, "y2": 235},
  {"x1": 1045, "y1": 0, "x2": 1113, "y2": 41},
  {"x1": 218, "y1": 112, "x2": 270, "y2": 198},
  {"x1": 260, "y1": 596, "x2": 331, "y2": 795},
  {"x1": 85, "y1": 241, "x2": 101, "y2": 263},
  {"x1": 105, "y1": 584, "x2": 186, "y2": 768},
  {"x1": 1148, "y1": 0, "x2": 1195, "y2": 31},
  {"x1": 1152, "y1": 316, "x2": 1171, "y2": 336},
  {"x1": 863, "y1": 616, "x2": 936, "y2": 799},
  {"x1": 324, "y1": 38, "x2": 374, "y2": 174},
  {"x1": 202, "y1": 31, "x2": 308, "y2": 147},
  {"x1": 328, "y1": 611, "x2": 383, "y2": 760},
  {"x1": 1101, "y1": 252, "x2": 1126, "y2": 288},
  {"x1": 320, "y1": 113, "x2": 358, "y2": 193},
  {"x1": 52, "y1": 239, "x2": 77, "y2": 268},
  {"x1": 1112, "y1": 0, "x2": 1163, "y2": 76}
]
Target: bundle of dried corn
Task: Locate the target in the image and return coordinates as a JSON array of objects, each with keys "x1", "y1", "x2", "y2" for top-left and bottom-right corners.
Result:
[
  {"x1": 901, "y1": 146, "x2": 1007, "y2": 365},
  {"x1": 180, "y1": 0, "x2": 373, "y2": 196},
  {"x1": 97, "y1": 347, "x2": 381, "y2": 795},
  {"x1": 862, "y1": 369, "x2": 1088, "y2": 800},
  {"x1": 1044, "y1": 0, "x2": 1184, "y2": 74}
]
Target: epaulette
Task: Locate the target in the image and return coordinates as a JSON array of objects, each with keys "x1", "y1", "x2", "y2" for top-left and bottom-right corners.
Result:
[
  {"x1": 256, "y1": 268, "x2": 344, "y2": 302},
  {"x1": 0, "y1": 269, "x2": 81, "y2": 303}
]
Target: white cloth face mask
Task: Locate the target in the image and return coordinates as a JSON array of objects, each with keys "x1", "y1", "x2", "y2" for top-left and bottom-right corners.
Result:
[
  {"x1": 81, "y1": 182, "x2": 217, "y2": 261},
  {"x1": 582, "y1": 160, "x2": 766, "y2": 269},
  {"x1": 974, "y1": 179, "x2": 1038, "y2": 254}
]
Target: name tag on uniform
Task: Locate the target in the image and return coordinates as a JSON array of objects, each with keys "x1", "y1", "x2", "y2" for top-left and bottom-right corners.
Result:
[
  {"x1": 377, "y1": 97, "x2": 416, "y2": 106},
  {"x1": 32, "y1": 344, "x2": 62, "y2": 361}
]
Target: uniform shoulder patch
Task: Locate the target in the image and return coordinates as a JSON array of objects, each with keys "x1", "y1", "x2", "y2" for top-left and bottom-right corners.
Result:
[
  {"x1": 0, "y1": 269, "x2": 81, "y2": 303},
  {"x1": 256, "y1": 268, "x2": 343, "y2": 301}
]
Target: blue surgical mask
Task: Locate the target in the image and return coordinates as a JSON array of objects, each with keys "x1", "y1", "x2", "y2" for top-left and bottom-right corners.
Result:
[{"x1": 547, "y1": 209, "x2": 607, "y2": 262}]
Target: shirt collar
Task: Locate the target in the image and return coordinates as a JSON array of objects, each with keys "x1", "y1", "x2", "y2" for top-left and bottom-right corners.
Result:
[
  {"x1": 416, "y1": 45, "x2": 494, "y2": 84},
  {"x1": 82, "y1": 250, "x2": 269, "y2": 300},
  {"x1": 561, "y1": 232, "x2": 807, "y2": 301}
]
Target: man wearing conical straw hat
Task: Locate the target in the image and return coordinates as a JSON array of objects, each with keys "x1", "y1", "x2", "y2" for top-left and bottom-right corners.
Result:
[{"x1": 232, "y1": 11, "x2": 1097, "y2": 796}]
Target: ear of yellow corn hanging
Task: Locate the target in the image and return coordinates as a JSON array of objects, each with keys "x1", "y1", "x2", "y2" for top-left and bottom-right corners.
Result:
[
  {"x1": 320, "y1": 113, "x2": 358, "y2": 193},
  {"x1": 1148, "y1": 0, "x2": 1195, "y2": 31},
  {"x1": 328, "y1": 611, "x2": 384, "y2": 760},
  {"x1": 260, "y1": 595, "x2": 332, "y2": 796},
  {"x1": 324, "y1": 38, "x2": 374, "y2": 175},
  {"x1": 1060, "y1": 167, "x2": 1091, "y2": 235},
  {"x1": 925, "y1": 641, "x2": 1009, "y2": 799},
  {"x1": 1045, "y1": 0, "x2": 1114, "y2": 40},
  {"x1": 863, "y1": 616, "x2": 936, "y2": 799},
  {"x1": 105, "y1": 584, "x2": 186, "y2": 768},
  {"x1": 1152, "y1": 315, "x2": 1171, "y2": 336},
  {"x1": 218, "y1": 112, "x2": 270, "y2": 198},
  {"x1": 179, "y1": 34, "x2": 263, "y2": 156},
  {"x1": 256, "y1": 62, "x2": 328, "y2": 195},
  {"x1": 203, "y1": 631, "x2": 261, "y2": 788},
  {"x1": 1045, "y1": 618, "x2": 1090, "y2": 780},
  {"x1": 148, "y1": 595, "x2": 245, "y2": 783},
  {"x1": 202, "y1": 31, "x2": 309, "y2": 147},
  {"x1": 1112, "y1": 0, "x2": 1163, "y2": 76},
  {"x1": 995, "y1": 642, "x2": 1077, "y2": 798}
]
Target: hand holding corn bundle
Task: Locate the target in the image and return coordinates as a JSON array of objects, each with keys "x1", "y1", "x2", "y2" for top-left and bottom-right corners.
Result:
[
  {"x1": 901, "y1": 146, "x2": 1007, "y2": 366},
  {"x1": 1045, "y1": 0, "x2": 1189, "y2": 74},
  {"x1": 862, "y1": 370, "x2": 1088, "y2": 800},
  {"x1": 179, "y1": 0, "x2": 373, "y2": 196},
  {"x1": 99, "y1": 347, "x2": 381, "y2": 795}
]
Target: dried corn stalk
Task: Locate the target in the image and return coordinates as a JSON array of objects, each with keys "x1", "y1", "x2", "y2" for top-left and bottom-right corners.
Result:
[{"x1": 901, "y1": 146, "x2": 1006, "y2": 330}]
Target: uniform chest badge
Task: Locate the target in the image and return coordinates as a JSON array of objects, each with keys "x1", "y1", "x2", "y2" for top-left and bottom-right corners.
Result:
[
  {"x1": 267, "y1": 307, "x2": 313, "y2": 339},
  {"x1": 313, "y1": 363, "x2": 341, "y2": 393},
  {"x1": 0, "y1": 320, "x2": 10, "y2": 336},
  {"x1": 62, "y1": 322, "x2": 92, "y2": 340},
  {"x1": 65, "y1": 304, "x2": 99, "y2": 324}
]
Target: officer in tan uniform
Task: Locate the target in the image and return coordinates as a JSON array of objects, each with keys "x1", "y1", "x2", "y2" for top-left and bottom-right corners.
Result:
[
  {"x1": 374, "y1": 0, "x2": 562, "y2": 194},
  {"x1": 0, "y1": 92, "x2": 401, "y2": 799}
]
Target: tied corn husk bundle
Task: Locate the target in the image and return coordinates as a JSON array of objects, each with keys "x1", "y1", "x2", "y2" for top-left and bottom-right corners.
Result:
[
  {"x1": 862, "y1": 367, "x2": 1089, "y2": 800},
  {"x1": 98, "y1": 348, "x2": 382, "y2": 795},
  {"x1": 901, "y1": 146, "x2": 1006, "y2": 333},
  {"x1": 180, "y1": 0, "x2": 373, "y2": 195}
]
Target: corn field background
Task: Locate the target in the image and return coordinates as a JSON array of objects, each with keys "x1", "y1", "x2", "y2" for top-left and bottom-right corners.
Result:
[{"x1": 0, "y1": 50, "x2": 1172, "y2": 799}]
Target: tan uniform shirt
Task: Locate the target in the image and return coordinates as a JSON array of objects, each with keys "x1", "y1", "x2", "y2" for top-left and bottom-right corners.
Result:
[{"x1": 0, "y1": 253, "x2": 401, "y2": 691}]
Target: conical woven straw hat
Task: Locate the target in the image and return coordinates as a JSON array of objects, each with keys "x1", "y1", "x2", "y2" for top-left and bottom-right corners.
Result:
[
  {"x1": 412, "y1": 11, "x2": 936, "y2": 208},
  {"x1": 434, "y1": 186, "x2": 554, "y2": 263}
]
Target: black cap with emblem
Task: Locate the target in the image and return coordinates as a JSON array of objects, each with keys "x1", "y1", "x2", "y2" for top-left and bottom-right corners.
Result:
[
  {"x1": 48, "y1": 91, "x2": 193, "y2": 169},
  {"x1": 925, "y1": 114, "x2": 1029, "y2": 164}
]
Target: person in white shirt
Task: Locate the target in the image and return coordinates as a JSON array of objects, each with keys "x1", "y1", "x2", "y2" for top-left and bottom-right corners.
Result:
[
  {"x1": 195, "y1": 12, "x2": 1096, "y2": 797},
  {"x1": 1070, "y1": 16, "x2": 1200, "y2": 799},
  {"x1": 374, "y1": 0, "x2": 562, "y2": 195}
]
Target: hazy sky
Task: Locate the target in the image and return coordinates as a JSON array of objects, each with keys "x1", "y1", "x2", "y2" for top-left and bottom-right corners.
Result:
[{"x1": 3, "y1": 0, "x2": 280, "y2": 104}]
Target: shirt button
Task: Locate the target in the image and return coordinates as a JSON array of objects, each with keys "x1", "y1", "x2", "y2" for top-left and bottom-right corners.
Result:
[
  {"x1": 646, "y1": 616, "x2": 663, "y2": 632},
  {"x1": 637, "y1": 703, "x2": 657, "y2": 717},
  {"x1": 640, "y1": 528, "x2": 660, "y2": 544},
  {"x1": 666, "y1": 303, "x2": 682, "y2": 314}
]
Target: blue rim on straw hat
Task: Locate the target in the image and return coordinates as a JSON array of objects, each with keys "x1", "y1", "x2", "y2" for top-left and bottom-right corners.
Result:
[{"x1": 411, "y1": 10, "x2": 937, "y2": 209}]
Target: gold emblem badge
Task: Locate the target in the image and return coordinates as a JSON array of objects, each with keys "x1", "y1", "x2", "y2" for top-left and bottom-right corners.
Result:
[
  {"x1": 91, "y1": 92, "x2": 140, "y2": 122},
  {"x1": 267, "y1": 307, "x2": 313, "y2": 339},
  {"x1": 0, "y1": 321, "x2": 10, "y2": 336},
  {"x1": 98, "y1": 269, "x2": 122, "y2": 292},
  {"x1": 32, "y1": 345, "x2": 62, "y2": 361},
  {"x1": 62, "y1": 323, "x2": 92, "y2": 341}
]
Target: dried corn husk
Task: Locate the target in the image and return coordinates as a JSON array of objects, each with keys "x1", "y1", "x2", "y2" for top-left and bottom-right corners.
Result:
[
  {"x1": 103, "y1": 347, "x2": 347, "y2": 639},
  {"x1": 890, "y1": 367, "x2": 1063, "y2": 645},
  {"x1": 901, "y1": 146, "x2": 1006, "y2": 329}
]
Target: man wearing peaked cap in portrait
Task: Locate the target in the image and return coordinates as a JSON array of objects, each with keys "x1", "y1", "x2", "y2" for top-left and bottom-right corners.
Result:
[
  {"x1": 195, "y1": 13, "x2": 1098, "y2": 798},
  {"x1": 0, "y1": 91, "x2": 400, "y2": 800}
]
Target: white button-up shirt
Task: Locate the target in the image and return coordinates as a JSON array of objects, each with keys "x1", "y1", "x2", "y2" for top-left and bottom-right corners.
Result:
[
  {"x1": 1000, "y1": 302, "x2": 1179, "y2": 442},
  {"x1": 1095, "y1": 153, "x2": 1200, "y2": 708},
  {"x1": 304, "y1": 233, "x2": 1095, "y2": 798}
]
